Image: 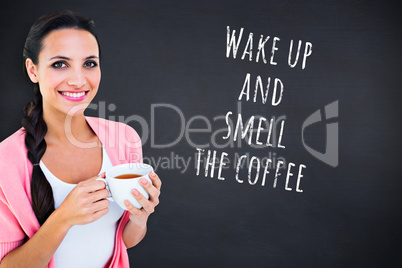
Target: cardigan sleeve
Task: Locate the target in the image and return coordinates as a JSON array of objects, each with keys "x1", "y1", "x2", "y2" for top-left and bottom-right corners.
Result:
[
  {"x1": 0, "y1": 240, "x2": 24, "y2": 260},
  {"x1": 0, "y1": 131, "x2": 31, "y2": 260},
  {"x1": 0, "y1": 184, "x2": 26, "y2": 260},
  {"x1": 0, "y1": 129, "x2": 42, "y2": 263}
]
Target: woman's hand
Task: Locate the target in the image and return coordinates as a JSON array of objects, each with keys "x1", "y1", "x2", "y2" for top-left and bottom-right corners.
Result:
[
  {"x1": 55, "y1": 172, "x2": 110, "y2": 228},
  {"x1": 124, "y1": 171, "x2": 162, "y2": 227}
]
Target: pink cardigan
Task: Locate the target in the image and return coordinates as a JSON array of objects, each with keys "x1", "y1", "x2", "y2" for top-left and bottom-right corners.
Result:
[{"x1": 0, "y1": 116, "x2": 143, "y2": 267}]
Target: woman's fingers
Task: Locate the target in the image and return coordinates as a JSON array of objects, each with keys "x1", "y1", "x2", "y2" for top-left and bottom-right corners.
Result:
[
  {"x1": 126, "y1": 187, "x2": 157, "y2": 216},
  {"x1": 90, "y1": 206, "x2": 109, "y2": 222},
  {"x1": 132, "y1": 172, "x2": 161, "y2": 213},
  {"x1": 124, "y1": 198, "x2": 142, "y2": 215},
  {"x1": 139, "y1": 177, "x2": 160, "y2": 205},
  {"x1": 88, "y1": 188, "x2": 110, "y2": 203},
  {"x1": 148, "y1": 171, "x2": 162, "y2": 190},
  {"x1": 78, "y1": 176, "x2": 107, "y2": 192},
  {"x1": 134, "y1": 189, "x2": 155, "y2": 213},
  {"x1": 92, "y1": 198, "x2": 110, "y2": 212}
]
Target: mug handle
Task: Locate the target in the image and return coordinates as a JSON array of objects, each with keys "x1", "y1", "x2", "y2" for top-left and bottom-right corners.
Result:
[{"x1": 96, "y1": 177, "x2": 114, "y2": 202}]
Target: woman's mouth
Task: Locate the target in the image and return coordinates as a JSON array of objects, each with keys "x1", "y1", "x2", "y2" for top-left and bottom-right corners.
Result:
[{"x1": 58, "y1": 91, "x2": 89, "y2": 102}]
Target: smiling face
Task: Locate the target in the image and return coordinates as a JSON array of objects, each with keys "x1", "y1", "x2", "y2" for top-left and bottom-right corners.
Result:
[{"x1": 26, "y1": 28, "x2": 101, "y2": 118}]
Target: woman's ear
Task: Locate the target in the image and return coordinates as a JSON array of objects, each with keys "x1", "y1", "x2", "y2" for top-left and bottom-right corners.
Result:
[{"x1": 26, "y1": 58, "x2": 38, "y2": 83}]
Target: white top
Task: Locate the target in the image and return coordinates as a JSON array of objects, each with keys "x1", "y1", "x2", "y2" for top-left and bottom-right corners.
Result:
[{"x1": 40, "y1": 146, "x2": 124, "y2": 268}]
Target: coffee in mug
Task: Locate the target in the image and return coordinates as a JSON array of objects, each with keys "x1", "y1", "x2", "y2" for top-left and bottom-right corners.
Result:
[{"x1": 115, "y1": 174, "x2": 142, "y2": 179}]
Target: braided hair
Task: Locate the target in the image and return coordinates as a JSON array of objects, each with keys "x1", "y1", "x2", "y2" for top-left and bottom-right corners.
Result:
[{"x1": 21, "y1": 10, "x2": 100, "y2": 225}]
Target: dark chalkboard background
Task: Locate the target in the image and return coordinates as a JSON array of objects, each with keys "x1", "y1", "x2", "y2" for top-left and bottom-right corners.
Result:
[{"x1": 0, "y1": 1, "x2": 401, "y2": 267}]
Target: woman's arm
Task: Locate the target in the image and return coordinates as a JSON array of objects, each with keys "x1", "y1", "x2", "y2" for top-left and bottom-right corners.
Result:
[
  {"x1": 0, "y1": 208, "x2": 70, "y2": 268},
  {"x1": 122, "y1": 220, "x2": 147, "y2": 249},
  {"x1": 122, "y1": 171, "x2": 161, "y2": 248},
  {"x1": 0, "y1": 175, "x2": 109, "y2": 268}
]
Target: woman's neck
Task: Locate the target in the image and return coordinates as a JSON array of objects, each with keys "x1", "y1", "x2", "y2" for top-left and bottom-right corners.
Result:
[{"x1": 43, "y1": 110, "x2": 96, "y2": 147}]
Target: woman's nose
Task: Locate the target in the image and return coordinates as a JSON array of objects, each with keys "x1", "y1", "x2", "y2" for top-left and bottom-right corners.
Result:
[{"x1": 67, "y1": 68, "x2": 86, "y2": 88}]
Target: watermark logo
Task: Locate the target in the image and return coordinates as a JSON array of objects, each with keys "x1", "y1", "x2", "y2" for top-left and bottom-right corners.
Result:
[
  {"x1": 301, "y1": 100, "x2": 338, "y2": 167},
  {"x1": 62, "y1": 100, "x2": 338, "y2": 172}
]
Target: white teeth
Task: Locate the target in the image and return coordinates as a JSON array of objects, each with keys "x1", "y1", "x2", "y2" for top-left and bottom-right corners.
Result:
[{"x1": 61, "y1": 91, "x2": 86, "y2": 98}]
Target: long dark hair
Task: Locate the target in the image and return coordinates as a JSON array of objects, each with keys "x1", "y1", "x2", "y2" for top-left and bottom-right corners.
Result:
[{"x1": 21, "y1": 10, "x2": 100, "y2": 225}]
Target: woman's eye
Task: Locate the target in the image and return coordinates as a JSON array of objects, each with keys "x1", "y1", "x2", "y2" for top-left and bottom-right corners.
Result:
[
  {"x1": 52, "y1": 61, "x2": 67, "y2": 68},
  {"x1": 84, "y1": 61, "x2": 98, "y2": 68}
]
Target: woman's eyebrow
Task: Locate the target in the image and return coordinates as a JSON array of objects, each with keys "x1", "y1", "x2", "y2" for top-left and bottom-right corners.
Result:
[
  {"x1": 49, "y1": 55, "x2": 70, "y2": 60},
  {"x1": 48, "y1": 55, "x2": 99, "y2": 60},
  {"x1": 85, "y1": 55, "x2": 99, "y2": 60}
]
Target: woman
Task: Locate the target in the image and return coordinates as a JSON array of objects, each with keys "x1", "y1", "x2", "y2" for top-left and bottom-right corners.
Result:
[{"x1": 0, "y1": 10, "x2": 161, "y2": 268}]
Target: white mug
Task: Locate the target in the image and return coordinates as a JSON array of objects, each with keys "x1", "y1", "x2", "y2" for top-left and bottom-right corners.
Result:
[{"x1": 97, "y1": 163, "x2": 154, "y2": 210}]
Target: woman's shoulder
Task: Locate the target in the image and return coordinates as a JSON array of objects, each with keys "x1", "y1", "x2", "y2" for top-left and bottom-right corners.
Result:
[
  {"x1": 85, "y1": 116, "x2": 134, "y2": 128},
  {"x1": 0, "y1": 128, "x2": 28, "y2": 185},
  {"x1": 0, "y1": 128, "x2": 26, "y2": 155},
  {"x1": 85, "y1": 116, "x2": 140, "y2": 140}
]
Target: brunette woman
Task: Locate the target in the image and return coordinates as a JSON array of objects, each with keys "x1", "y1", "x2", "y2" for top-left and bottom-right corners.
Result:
[{"x1": 0, "y1": 10, "x2": 161, "y2": 268}]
